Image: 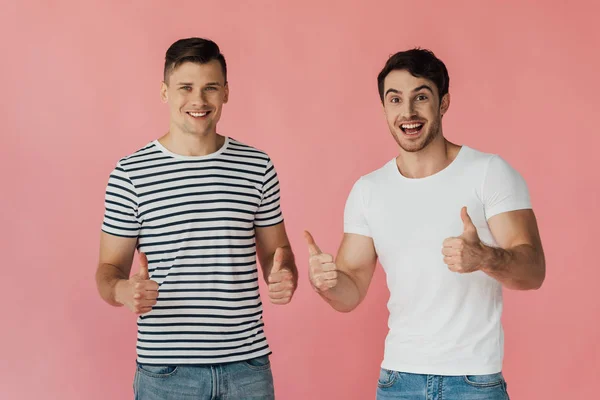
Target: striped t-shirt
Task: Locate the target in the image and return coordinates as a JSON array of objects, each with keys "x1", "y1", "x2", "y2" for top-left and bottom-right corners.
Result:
[{"x1": 101, "y1": 137, "x2": 283, "y2": 365}]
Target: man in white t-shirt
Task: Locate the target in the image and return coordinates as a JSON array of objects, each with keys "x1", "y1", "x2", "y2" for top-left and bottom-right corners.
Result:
[{"x1": 305, "y1": 49, "x2": 545, "y2": 399}]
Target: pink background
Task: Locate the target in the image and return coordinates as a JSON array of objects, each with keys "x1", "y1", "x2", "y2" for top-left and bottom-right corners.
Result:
[{"x1": 2, "y1": 1, "x2": 599, "y2": 399}]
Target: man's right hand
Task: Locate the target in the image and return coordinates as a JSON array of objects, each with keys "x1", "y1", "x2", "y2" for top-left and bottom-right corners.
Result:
[
  {"x1": 304, "y1": 231, "x2": 338, "y2": 293},
  {"x1": 115, "y1": 252, "x2": 159, "y2": 314}
]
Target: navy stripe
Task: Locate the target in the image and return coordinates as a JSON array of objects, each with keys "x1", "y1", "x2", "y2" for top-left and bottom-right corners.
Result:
[
  {"x1": 138, "y1": 330, "x2": 264, "y2": 343},
  {"x1": 128, "y1": 158, "x2": 265, "y2": 173},
  {"x1": 144, "y1": 243, "x2": 255, "y2": 256},
  {"x1": 105, "y1": 207, "x2": 136, "y2": 217},
  {"x1": 144, "y1": 208, "x2": 257, "y2": 224},
  {"x1": 156, "y1": 287, "x2": 259, "y2": 294},
  {"x1": 122, "y1": 155, "x2": 172, "y2": 167},
  {"x1": 139, "y1": 182, "x2": 260, "y2": 199},
  {"x1": 138, "y1": 323, "x2": 263, "y2": 336},
  {"x1": 107, "y1": 182, "x2": 136, "y2": 197},
  {"x1": 139, "y1": 225, "x2": 254, "y2": 239},
  {"x1": 106, "y1": 191, "x2": 137, "y2": 207},
  {"x1": 134, "y1": 173, "x2": 263, "y2": 189},
  {"x1": 105, "y1": 199, "x2": 135, "y2": 212},
  {"x1": 255, "y1": 211, "x2": 282, "y2": 222},
  {"x1": 139, "y1": 193, "x2": 260, "y2": 214},
  {"x1": 102, "y1": 222, "x2": 139, "y2": 232},
  {"x1": 139, "y1": 310, "x2": 263, "y2": 320},
  {"x1": 132, "y1": 165, "x2": 264, "y2": 181},
  {"x1": 138, "y1": 320, "x2": 262, "y2": 329},
  {"x1": 160, "y1": 277, "x2": 258, "y2": 285},
  {"x1": 139, "y1": 234, "x2": 254, "y2": 249},
  {"x1": 151, "y1": 302, "x2": 261, "y2": 311},
  {"x1": 143, "y1": 216, "x2": 253, "y2": 231},
  {"x1": 137, "y1": 337, "x2": 266, "y2": 352},
  {"x1": 150, "y1": 261, "x2": 256, "y2": 272},
  {"x1": 101, "y1": 229, "x2": 138, "y2": 238},
  {"x1": 156, "y1": 294, "x2": 260, "y2": 302}
]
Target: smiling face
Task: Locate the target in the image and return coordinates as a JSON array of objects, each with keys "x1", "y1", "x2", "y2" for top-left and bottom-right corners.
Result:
[
  {"x1": 382, "y1": 69, "x2": 450, "y2": 153},
  {"x1": 160, "y1": 60, "x2": 229, "y2": 138}
]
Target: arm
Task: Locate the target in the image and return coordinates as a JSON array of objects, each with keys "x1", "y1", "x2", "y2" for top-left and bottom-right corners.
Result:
[
  {"x1": 96, "y1": 231, "x2": 158, "y2": 313},
  {"x1": 255, "y1": 221, "x2": 298, "y2": 305},
  {"x1": 305, "y1": 231, "x2": 378, "y2": 313},
  {"x1": 481, "y1": 209, "x2": 545, "y2": 290},
  {"x1": 442, "y1": 208, "x2": 545, "y2": 290}
]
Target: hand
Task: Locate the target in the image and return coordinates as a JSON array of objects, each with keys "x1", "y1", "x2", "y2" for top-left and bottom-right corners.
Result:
[
  {"x1": 267, "y1": 247, "x2": 296, "y2": 305},
  {"x1": 116, "y1": 252, "x2": 159, "y2": 314},
  {"x1": 304, "y1": 230, "x2": 338, "y2": 292},
  {"x1": 442, "y1": 207, "x2": 486, "y2": 273}
]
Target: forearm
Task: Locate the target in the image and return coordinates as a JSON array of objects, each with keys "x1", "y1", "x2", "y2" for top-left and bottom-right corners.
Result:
[
  {"x1": 481, "y1": 243, "x2": 545, "y2": 290},
  {"x1": 318, "y1": 271, "x2": 362, "y2": 313},
  {"x1": 96, "y1": 263, "x2": 128, "y2": 306}
]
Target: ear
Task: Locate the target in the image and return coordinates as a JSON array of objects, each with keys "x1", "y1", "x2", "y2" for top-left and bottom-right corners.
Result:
[
  {"x1": 160, "y1": 81, "x2": 168, "y2": 103},
  {"x1": 440, "y1": 93, "x2": 450, "y2": 117},
  {"x1": 223, "y1": 82, "x2": 229, "y2": 104}
]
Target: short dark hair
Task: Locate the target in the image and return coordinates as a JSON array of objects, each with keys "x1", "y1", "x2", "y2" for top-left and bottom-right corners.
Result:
[
  {"x1": 164, "y1": 37, "x2": 227, "y2": 84},
  {"x1": 377, "y1": 48, "x2": 449, "y2": 103}
]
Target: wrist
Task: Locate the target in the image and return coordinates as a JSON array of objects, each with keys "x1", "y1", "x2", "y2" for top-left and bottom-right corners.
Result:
[
  {"x1": 479, "y1": 244, "x2": 507, "y2": 273},
  {"x1": 113, "y1": 278, "x2": 129, "y2": 306}
]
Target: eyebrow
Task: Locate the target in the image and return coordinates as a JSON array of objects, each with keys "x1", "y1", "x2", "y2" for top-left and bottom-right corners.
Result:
[
  {"x1": 176, "y1": 82, "x2": 223, "y2": 86},
  {"x1": 385, "y1": 85, "x2": 435, "y2": 97}
]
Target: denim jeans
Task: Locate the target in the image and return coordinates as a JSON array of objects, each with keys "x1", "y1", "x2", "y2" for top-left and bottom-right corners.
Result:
[
  {"x1": 376, "y1": 369, "x2": 509, "y2": 400},
  {"x1": 133, "y1": 355, "x2": 274, "y2": 399}
]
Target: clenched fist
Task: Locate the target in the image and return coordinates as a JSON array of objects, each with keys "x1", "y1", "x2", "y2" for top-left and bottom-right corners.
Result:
[
  {"x1": 304, "y1": 231, "x2": 338, "y2": 292},
  {"x1": 267, "y1": 247, "x2": 297, "y2": 305},
  {"x1": 442, "y1": 206, "x2": 485, "y2": 273},
  {"x1": 116, "y1": 252, "x2": 159, "y2": 314}
]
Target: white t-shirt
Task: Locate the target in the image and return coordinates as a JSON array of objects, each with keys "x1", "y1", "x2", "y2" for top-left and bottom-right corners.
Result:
[{"x1": 344, "y1": 146, "x2": 531, "y2": 375}]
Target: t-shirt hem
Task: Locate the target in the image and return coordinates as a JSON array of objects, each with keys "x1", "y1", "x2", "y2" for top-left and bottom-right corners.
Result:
[
  {"x1": 136, "y1": 348, "x2": 273, "y2": 366},
  {"x1": 486, "y1": 202, "x2": 532, "y2": 220},
  {"x1": 343, "y1": 226, "x2": 371, "y2": 237},
  {"x1": 380, "y1": 360, "x2": 503, "y2": 376}
]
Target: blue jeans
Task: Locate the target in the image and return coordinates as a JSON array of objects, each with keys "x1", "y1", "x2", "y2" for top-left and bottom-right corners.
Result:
[
  {"x1": 133, "y1": 355, "x2": 274, "y2": 399},
  {"x1": 376, "y1": 369, "x2": 510, "y2": 400}
]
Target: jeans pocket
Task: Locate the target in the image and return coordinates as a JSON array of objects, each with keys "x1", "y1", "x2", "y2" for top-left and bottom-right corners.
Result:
[
  {"x1": 377, "y1": 368, "x2": 399, "y2": 388},
  {"x1": 136, "y1": 363, "x2": 179, "y2": 378},
  {"x1": 242, "y1": 355, "x2": 271, "y2": 371},
  {"x1": 463, "y1": 372, "x2": 505, "y2": 388}
]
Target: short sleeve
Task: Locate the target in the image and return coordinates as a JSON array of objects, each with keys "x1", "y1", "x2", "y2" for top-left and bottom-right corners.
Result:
[
  {"x1": 344, "y1": 178, "x2": 371, "y2": 237},
  {"x1": 254, "y1": 158, "x2": 284, "y2": 227},
  {"x1": 101, "y1": 163, "x2": 141, "y2": 238},
  {"x1": 483, "y1": 155, "x2": 532, "y2": 220}
]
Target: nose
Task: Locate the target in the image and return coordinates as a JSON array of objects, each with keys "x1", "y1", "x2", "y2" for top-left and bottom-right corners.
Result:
[
  {"x1": 190, "y1": 88, "x2": 208, "y2": 106},
  {"x1": 399, "y1": 100, "x2": 416, "y2": 119}
]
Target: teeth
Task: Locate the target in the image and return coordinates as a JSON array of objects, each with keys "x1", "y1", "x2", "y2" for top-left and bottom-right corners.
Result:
[
  {"x1": 401, "y1": 123, "x2": 423, "y2": 129},
  {"x1": 189, "y1": 112, "x2": 208, "y2": 117}
]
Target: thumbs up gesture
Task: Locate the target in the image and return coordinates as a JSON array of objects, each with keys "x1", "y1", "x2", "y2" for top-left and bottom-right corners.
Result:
[
  {"x1": 304, "y1": 231, "x2": 338, "y2": 292},
  {"x1": 442, "y1": 207, "x2": 485, "y2": 273},
  {"x1": 117, "y1": 251, "x2": 159, "y2": 314},
  {"x1": 267, "y1": 247, "x2": 297, "y2": 305}
]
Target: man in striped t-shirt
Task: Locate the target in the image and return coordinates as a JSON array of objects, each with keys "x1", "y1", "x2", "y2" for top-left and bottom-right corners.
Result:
[{"x1": 96, "y1": 38, "x2": 297, "y2": 399}]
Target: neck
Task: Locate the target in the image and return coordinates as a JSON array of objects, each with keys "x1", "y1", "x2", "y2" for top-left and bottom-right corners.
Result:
[
  {"x1": 396, "y1": 135, "x2": 461, "y2": 179},
  {"x1": 159, "y1": 128, "x2": 225, "y2": 157}
]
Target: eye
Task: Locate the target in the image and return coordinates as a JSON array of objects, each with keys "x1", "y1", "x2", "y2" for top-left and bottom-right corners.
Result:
[
  {"x1": 180, "y1": 86, "x2": 192, "y2": 91},
  {"x1": 204, "y1": 86, "x2": 218, "y2": 91},
  {"x1": 416, "y1": 94, "x2": 428, "y2": 101},
  {"x1": 389, "y1": 97, "x2": 400, "y2": 104}
]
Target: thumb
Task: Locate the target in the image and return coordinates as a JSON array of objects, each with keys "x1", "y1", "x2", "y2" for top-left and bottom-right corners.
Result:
[
  {"x1": 271, "y1": 247, "x2": 284, "y2": 274},
  {"x1": 303, "y1": 230, "x2": 322, "y2": 256},
  {"x1": 460, "y1": 206, "x2": 476, "y2": 235},
  {"x1": 137, "y1": 251, "x2": 149, "y2": 280}
]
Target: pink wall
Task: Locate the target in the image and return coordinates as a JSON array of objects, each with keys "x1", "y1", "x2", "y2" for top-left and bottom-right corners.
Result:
[{"x1": 2, "y1": 1, "x2": 599, "y2": 399}]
